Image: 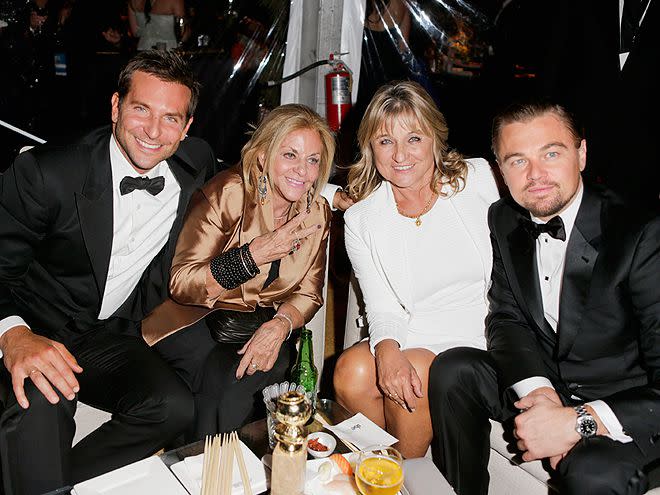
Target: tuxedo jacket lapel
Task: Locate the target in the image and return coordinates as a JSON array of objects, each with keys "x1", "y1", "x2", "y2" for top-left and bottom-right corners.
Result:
[
  {"x1": 507, "y1": 217, "x2": 556, "y2": 344},
  {"x1": 557, "y1": 188, "x2": 601, "y2": 359},
  {"x1": 75, "y1": 134, "x2": 113, "y2": 301}
]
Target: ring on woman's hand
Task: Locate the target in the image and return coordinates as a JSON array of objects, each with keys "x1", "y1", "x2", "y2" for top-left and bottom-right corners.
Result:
[
  {"x1": 250, "y1": 362, "x2": 258, "y2": 370},
  {"x1": 28, "y1": 369, "x2": 38, "y2": 376},
  {"x1": 290, "y1": 238, "x2": 301, "y2": 254}
]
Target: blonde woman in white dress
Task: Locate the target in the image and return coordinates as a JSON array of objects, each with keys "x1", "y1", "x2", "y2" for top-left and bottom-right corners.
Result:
[{"x1": 333, "y1": 81, "x2": 499, "y2": 458}]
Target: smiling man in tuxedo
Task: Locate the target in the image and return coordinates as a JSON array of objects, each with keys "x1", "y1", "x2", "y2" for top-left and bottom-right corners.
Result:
[
  {"x1": 428, "y1": 101, "x2": 660, "y2": 495},
  {"x1": 0, "y1": 50, "x2": 216, "y2": 494}
]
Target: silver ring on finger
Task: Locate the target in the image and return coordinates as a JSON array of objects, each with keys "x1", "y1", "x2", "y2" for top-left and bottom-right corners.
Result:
[
  {"x1": 250, "y1": 362, "x2": 259, "y2": 370},
  {"x1": 28, "y1": 369, "x2": 39, "y2": 376}
]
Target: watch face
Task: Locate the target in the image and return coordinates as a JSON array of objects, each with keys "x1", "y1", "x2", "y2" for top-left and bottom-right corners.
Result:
[{"x1": 577, "y1": 416, "x2": 598, "y2": 437}]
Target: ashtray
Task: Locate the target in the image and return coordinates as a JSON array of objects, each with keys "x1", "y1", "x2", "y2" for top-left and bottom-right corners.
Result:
[{"x1": 307, "y1": 431, "x2": 336, "y2": 458}]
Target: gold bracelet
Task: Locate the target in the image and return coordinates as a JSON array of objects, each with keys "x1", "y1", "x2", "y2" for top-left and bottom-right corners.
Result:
[{"x1": 273, "y1": 313, "x2": 293, "y2": 340}]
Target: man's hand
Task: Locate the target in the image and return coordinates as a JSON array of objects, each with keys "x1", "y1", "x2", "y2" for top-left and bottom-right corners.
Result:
[
  {"x1": 333, "y1": 190, "x2": 355, "y2": 212},
  {"x1": 0, "y1": 326, "x2": 82, "y2": 409},
  {"x1": 513, "y1": 394, "x2": 580, "y2": 462},
  {"x1": 374, "y1": 339, "x2": 423, "y2": 412},
  {"x1": 524, "y1": 386, "x2": 562, "y2": 406}
]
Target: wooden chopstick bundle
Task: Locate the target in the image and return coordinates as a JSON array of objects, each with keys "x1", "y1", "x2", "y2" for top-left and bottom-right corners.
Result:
[{"x1": 200, "y1": 431, "x2": 252, "y2": 495}]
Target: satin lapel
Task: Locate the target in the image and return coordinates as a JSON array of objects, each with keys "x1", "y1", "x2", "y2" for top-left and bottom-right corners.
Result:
[
  {"x1": 166, "y1": 153, "x2": 197, "y2": 245},
  {"x1": 506, "y1": 220, "x2": 556, "y2": 343},
  {"x1": 372, "y1": 183, "x2": 412, "y2": 310},
  {"x1": 75, "y1": 134, "x2": 113, "y2": 299},
  {"x1": 240, "y1": 174, "x2": 271, "y2": 302},
  {"x1": 557, "y1": 188, "x2": 601, "y2": 359}
]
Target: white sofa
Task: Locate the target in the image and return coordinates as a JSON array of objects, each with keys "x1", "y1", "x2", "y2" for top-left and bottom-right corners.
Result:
[{"x1": 343, "y1": 274, "x2": 660, "y2": 495}]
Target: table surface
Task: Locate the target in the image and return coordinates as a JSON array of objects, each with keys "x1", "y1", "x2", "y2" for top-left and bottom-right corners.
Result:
[{"x1": 160, "y1": 398, "x2": 355, "y2": 494}]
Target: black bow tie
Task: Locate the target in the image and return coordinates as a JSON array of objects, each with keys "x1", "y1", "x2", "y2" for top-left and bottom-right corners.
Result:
[
  {"x1": 119, "y1": 175, "x2": 165, "y2": 196},
  {"x1": 521, "y1": 215, "x2": 566, "y2": 241}
]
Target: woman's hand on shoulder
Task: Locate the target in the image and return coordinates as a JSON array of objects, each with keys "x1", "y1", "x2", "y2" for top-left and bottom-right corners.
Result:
[
  {"x1": 249, "y1": 210, "x2": 322, "y2": 266},
  {"x1": 374, "y1": 339, "x2": 423, "y2": 412},
  {"x1": 235, "y1": 317, "x2": 289, "y2": 379}
]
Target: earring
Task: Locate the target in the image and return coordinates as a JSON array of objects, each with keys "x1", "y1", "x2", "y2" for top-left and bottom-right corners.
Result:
[
  {"x1": 257, "y1": 175, "x2": 268, "y2": 205},
  {"x1": 306, "y1": 189, "x2": 312, "y2": 213}
]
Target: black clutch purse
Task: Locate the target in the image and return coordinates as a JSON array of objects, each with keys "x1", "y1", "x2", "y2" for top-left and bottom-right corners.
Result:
[{"x1": 205, "y1": 306, "x2": 276, "y2": 344}]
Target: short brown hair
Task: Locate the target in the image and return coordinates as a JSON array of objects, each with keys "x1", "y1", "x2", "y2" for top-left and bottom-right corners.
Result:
[
  {"x1": 491, "y1": 100, "x2": 583, "y2": 160},
  {"x1": 117, "y1": 50, "x2": 201, "y2": 120}
]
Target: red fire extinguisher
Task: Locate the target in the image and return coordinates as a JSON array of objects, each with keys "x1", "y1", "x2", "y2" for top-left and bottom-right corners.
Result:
[{"x1": 324, "y1": 53, "x2": 352, "y2": 131}]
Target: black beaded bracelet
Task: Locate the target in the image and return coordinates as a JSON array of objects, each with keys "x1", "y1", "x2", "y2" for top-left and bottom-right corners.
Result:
[{"x1": 210, "y1": 244, "x2": 260, "y2": 289}]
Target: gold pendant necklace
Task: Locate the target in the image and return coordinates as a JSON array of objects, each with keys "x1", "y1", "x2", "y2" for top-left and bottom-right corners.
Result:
[{"x1": 396, "y1": 191, "x2": 437, "y2": 227}]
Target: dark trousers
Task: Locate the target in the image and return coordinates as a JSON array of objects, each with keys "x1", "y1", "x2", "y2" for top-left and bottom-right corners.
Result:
[
  {"x1": 192, "y1": 338, "x2": 296, "y2": 440},
  {"x1": 0, "y1": 322, "x2": 213, "y2": 495},
  {"x1": 428, "y1": 347, "x2": 660, "y2": 495}
]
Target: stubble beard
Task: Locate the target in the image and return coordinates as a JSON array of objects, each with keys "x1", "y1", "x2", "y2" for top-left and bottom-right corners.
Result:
[{"x1": 521, "y1": 184, "x2": 566, "y2": 219}]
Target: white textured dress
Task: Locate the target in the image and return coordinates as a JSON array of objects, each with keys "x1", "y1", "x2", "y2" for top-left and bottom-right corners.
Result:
[
  {"x1": 344, "y1": 158, "x2": 499, "y2": 355},
  {"x1": 134, "y1": 12, "x2": 177, "y2": 51}
]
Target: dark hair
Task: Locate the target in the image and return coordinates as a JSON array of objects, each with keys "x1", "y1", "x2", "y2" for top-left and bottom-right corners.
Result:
[
  {"x1": 117, "y1": 50, "x2": 201, "y2": 120},
  {"x1": 491, "y1": 100, "x2": 583, "y2": 160}
]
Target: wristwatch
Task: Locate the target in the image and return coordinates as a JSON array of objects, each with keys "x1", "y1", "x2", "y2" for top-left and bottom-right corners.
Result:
[{"x1": 574, "y1": 405, "x2": 598, "y2": 438}]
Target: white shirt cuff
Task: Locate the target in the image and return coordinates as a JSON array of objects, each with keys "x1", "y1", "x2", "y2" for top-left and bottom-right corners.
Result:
[
  {"x1": 321, "y1": 183, "x2": 342, "y2": 211},
  {"x1": 587, "y1": 400, "x2": 633, "y2": 443},
  {"x1": 511, "y1": 376, "x2": 555, "y2": 398},
  {"x1": 0, "y1": 316, "x2": 31, "y2": 358}
]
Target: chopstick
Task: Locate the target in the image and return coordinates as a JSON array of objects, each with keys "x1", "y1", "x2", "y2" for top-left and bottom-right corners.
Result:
[
  {"x1": 223, "y1": 433, "x2": 235, "y2": 495},
  {"x1": 314, "y1": 412, "x2": 360, "y2": 453},
  {"x1": 232, "y1": 431, "x2": 253, "y2": 495},
  {"x1": 200, "y1": 431, "x2": 254, "y2": 495}
]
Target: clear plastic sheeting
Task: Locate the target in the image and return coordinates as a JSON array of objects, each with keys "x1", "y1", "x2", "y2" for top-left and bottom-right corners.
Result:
[
  {"x1": 0, "y1": 0, "x2": 292, "y2": 169},
  {"x1": 0, "y1": 1, "x2": 592, "y2": 170}
]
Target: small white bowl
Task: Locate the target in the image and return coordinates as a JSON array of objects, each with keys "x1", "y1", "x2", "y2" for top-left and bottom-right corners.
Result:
[{"x1": 307, "y1": 431, "x2": 336, "y2": 458}]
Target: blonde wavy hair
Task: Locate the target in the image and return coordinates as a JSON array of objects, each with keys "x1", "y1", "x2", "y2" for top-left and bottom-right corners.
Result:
[
  {"x1": 347, "y1": 81, "x2": 467, "y2": 201},
  {"x1": 241, "y1": 104, "x2": 335, "y2": 202}
]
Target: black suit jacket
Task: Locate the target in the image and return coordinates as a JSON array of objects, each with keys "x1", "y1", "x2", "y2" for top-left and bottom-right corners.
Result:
[
  {"x1": 486, "y1": 185, "x2": 660, "y2": 454},
  {"x1": 0, "y1": 127, "x2": 216, "y2": 342},
  {"x1": 540, "y1": 0, "x2": 660, "y2": 211}
]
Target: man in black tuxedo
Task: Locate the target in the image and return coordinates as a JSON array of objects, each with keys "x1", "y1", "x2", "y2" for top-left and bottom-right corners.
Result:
[
  {"x1": 0, "y1": 50, "x2": 216, "y2": 494},
  {"x1": 428, "y1": 101, "x2": 660, "y2": 495},
  {"x1": 539, "y1": 0, "x2": 659, "y2": 213}
]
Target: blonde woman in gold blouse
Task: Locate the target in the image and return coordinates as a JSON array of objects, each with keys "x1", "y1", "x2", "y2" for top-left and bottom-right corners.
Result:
[{"x1": 143, "y1": 104, "x2": 334, "y2": 436}]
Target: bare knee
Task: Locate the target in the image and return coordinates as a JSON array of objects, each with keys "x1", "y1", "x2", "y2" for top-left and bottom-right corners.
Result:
[{"x1": 333, "y1": 343, "x2": 376, "y2": 399}]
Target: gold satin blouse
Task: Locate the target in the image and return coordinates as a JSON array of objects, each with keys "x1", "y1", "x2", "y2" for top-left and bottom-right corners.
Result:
[{"x1": 142, "y1": 166, "x2": 331, "y2": 345}]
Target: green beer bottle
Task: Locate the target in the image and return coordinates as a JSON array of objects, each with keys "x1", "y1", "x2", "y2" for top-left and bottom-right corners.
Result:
[{"x1": 290, "y1": 326, "x2": 318, "y2": 410}]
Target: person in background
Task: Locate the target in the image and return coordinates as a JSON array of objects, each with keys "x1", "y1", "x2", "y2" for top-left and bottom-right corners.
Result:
[
  {"x1": 428, "y1": 100, "x2": 660, "y2": 495},
  {"x1": 0, "y1": 50, "x2": 216, "y2": 494},
  {"x1": 142, "y1": 104, "x2": 335, "y2": 438},
  {"x1": 333, "y1": 81, "x2": 499, "y2": 458},
  {"x1": 127, "y1": 0, "x2": 183, "y2": 51}
]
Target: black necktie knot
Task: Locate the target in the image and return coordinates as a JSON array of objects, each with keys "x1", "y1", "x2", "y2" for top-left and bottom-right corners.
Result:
[
  {"x1": 522, "y1": 215, "x2": 566, "y2": 241},
  {"x1": 119, "y1": 175, "x2": 165, "y2": 196}
]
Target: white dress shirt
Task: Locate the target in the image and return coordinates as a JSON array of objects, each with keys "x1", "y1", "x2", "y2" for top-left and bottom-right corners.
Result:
[
  {"x1": 511, "y1": 183, "x2": 631, "y2": 443},
  {"x1": 0, "y1": 136, "x2": 180, "y2": 354}
]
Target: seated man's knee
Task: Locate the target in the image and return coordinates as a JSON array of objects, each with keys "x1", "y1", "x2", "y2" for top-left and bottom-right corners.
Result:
[
  {"x1": 124, "y1": 379, "x2": 194, "y2": 437},
  {"x1": 559, "y1": 439, "x2": 648, "y2": 495},
  {"x1": 429, "y1": 347, "x2": 487, "y2": 397}
]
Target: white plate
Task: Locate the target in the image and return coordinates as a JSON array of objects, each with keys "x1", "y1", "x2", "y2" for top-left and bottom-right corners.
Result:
[
  {"x1": 74, "y1": 456, "x2": 188, "y2": 495},
  {"x1": 170, "y1": 440, "x2": 268, "y2": 495}
]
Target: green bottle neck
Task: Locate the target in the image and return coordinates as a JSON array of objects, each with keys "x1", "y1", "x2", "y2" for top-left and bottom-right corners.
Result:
[{"x1": 297, "y1": 328, "x2": 314, "y2": 365}]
